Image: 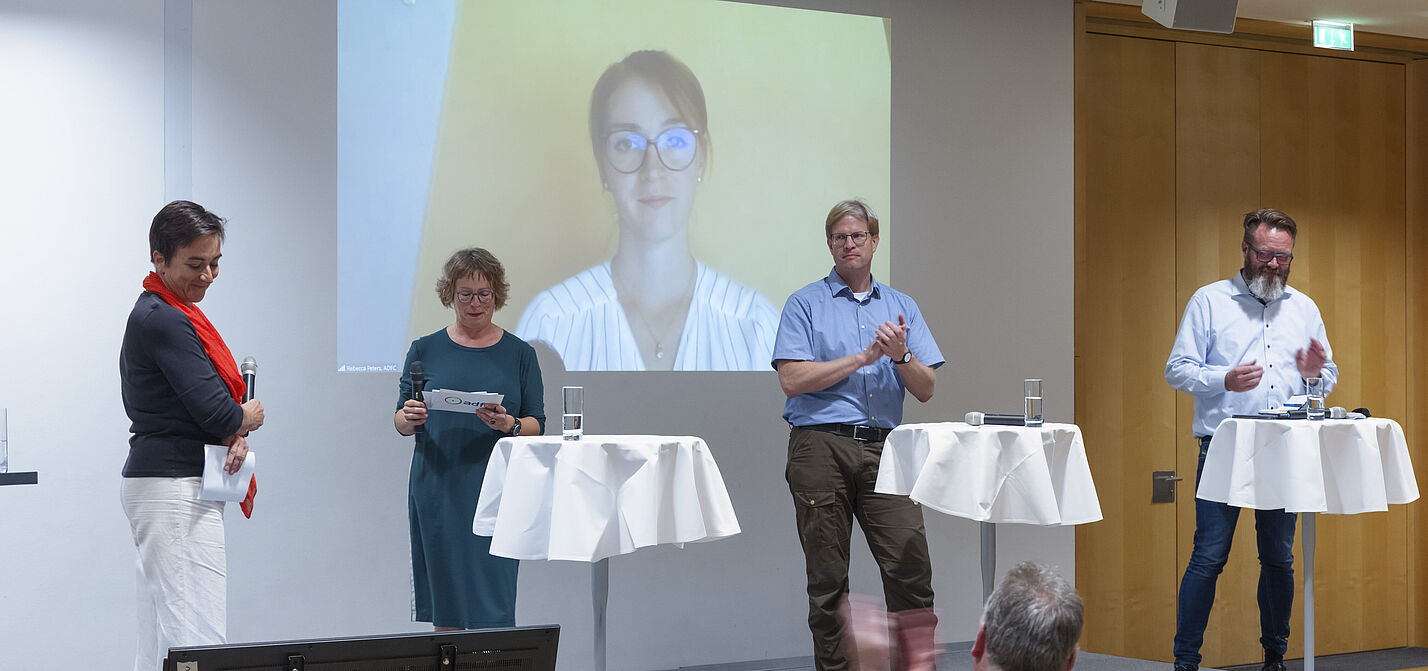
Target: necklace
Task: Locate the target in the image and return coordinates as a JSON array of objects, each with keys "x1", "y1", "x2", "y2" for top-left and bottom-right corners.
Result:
[{"x1": 612, "y1": 265, "x2": 696, "y2": 361}]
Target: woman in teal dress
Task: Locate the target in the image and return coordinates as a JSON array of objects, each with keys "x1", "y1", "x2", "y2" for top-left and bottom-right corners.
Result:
[{"x1": 394, "y1": 247, "x2": 545, "y2": 630}]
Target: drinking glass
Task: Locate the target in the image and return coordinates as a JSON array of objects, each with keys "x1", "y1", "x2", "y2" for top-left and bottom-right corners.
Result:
[
  {"x1": 1305, "y1": 377, "x2": 1325, "y2": 421},
  {"x1": 1023, "y1": 379, "x2": 1043, "y2": 428},
  {"x1": 562, "y1": 387, "x2": 583, "y2": 440}
]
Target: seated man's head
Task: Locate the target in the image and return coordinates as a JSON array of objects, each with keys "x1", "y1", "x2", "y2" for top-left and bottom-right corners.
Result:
[{"x1": 973, "y1": 562, "x2": 1084, "y2": 671}]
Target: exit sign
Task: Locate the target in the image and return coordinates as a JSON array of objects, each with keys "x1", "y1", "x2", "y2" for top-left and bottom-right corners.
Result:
[{"x1": 1313, "y1": 20, "x2": 1354, "y2": 50}]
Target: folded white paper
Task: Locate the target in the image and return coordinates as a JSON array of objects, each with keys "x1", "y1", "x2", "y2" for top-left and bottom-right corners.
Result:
[
  {"x1": 423, "y1": 389, "x2": 504, "y2": 414},
  {"x1": 200, "y1": 444, "x2": 256, "y2": 502}
]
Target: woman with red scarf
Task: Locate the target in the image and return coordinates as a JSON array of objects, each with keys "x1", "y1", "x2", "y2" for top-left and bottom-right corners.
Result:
[{"x1": 119, "y1": 200, "x2": 265, "y2": 671}]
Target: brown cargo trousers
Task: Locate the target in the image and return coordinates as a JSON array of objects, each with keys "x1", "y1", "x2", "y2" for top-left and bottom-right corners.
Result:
[{"x1": 785, "y1": 426, "x2": 937, "y2": 671}]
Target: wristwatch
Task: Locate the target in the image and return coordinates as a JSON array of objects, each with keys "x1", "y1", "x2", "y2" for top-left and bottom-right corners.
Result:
[
  {"x1": 894, "y1": 350, "x2": 912, "y2": 365},
  {"x1": 509, "y1": 417, "x2": 523, "y2": 436}
]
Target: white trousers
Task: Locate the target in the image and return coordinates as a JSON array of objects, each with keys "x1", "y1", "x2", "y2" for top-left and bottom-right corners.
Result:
[{"x1": 121, "y1": 476, "x2": 227, "y2": 671}]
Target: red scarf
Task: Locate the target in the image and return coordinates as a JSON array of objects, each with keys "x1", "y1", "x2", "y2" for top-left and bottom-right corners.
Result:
[{"x1": 143, "y1": 271, "x2": 258, "y2": 517}]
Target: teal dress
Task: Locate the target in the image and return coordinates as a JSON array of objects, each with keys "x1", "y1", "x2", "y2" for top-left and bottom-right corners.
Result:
[{"x1": 397, "y1": 328, "x2": 545, "y2": 628}]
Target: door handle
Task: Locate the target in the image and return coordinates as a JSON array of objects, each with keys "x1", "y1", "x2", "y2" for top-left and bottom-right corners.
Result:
[{"x1": 1152, "y1": 470, "x2": 1182, "y2": 503}]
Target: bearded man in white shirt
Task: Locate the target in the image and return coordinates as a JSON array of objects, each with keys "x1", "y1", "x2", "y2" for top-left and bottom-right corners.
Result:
[{"x1": 1165, "y1": 208, "x2": 1338, "y2": 671}]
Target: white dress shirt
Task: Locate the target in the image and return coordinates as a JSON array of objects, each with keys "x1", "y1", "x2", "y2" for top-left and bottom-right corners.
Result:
[
  {"x1": 515, "y1": 261, "x2": 779, "y2": 371},
  {"x1": 1166, "y1": 271, "x2": 1338, "y2": 437}
]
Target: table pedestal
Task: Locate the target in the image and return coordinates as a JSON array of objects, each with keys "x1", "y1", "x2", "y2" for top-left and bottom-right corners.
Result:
[
  {"x1": 1303, "y1": 512, "x2": 1315, "y2": 671},
  {"x1": 593, "y1": 558, "x2": 608, "y2": 671},
  {"x1": 980, "y1": 522, "x2": 996, "y2": 603}
]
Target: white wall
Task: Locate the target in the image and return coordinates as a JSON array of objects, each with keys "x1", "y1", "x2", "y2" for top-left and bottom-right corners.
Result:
[{"x1": 0, "y1": 1, "x2": 1074, "y2": 669}]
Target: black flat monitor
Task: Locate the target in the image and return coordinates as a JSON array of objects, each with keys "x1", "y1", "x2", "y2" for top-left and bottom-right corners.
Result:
[{"x1": 163, "y1": 624, "x2": 559, "y2": 671}]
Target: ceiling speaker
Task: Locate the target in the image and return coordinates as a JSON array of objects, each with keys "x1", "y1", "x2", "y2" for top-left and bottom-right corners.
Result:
[{"x1": 1141, "y1": 0, "x2": 1239, "y2": 33}]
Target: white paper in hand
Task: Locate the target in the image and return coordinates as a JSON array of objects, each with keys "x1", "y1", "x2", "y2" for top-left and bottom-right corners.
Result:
[
  {"x1": 200, "y1": 444, "x2": 256, "y2": 502},
  {"x1": 423, "y1": 389, "x2": 505, "y2": 414}
]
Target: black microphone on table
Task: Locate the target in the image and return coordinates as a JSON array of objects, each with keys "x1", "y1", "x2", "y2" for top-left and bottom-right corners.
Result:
[
  {"x1": 410, "y1": 360, "x2": 427, "y2": 435},
  {"x1": 241, "y1": 357, "x2": 257, "y2": 403}
]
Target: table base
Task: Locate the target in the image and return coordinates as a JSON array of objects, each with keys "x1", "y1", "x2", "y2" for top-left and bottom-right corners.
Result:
[
  {"x1": 593, "y1": 558, "x2": 608, "y2": 671},
  {"x1": 1304, "y1": 512, "x2": 1315, "y2": 671},
  {"x1": 980, "y1": 522, "x2": 996, "y2": 603}
]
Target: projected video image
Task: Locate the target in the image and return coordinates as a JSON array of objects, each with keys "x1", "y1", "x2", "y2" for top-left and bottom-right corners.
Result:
[{"x1": 337, "y1": 0, "x2": 890, "y2": 372}]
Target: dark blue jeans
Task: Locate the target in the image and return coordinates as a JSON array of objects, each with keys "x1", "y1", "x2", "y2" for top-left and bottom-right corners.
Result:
[{"x1": 1173, "y1": 436, "x2": 1297, "y2": 668}]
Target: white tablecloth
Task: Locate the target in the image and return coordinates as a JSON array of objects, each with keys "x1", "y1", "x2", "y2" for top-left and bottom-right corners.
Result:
[
  {"x1": 473, "y1": 435, "x2": 741, "y2": 562},
  {"x1": 875, "y1": 422, "x2": 1103, "y2": 525},
  {"x1": 1198, "y1": 418, "x2": 1419, "y2": 514}
]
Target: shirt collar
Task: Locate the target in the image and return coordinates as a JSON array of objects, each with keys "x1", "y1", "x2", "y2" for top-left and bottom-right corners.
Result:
[{"x1": 825, "y1": 267, "x2": 881, "y2": 300}]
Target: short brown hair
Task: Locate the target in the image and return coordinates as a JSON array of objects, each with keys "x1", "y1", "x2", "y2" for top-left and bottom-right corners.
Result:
[
  {"x1": 1243, "y1": 208, "x2": 1297, "y2": 245},
  {"x1": 824, "y1": 199, "x2": 880, "y2": 238},
  {"x1": 435, "y1": 247, "x2": 510, "y2": 310}
]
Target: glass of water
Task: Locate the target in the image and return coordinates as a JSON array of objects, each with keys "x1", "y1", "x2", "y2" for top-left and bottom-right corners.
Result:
[
  {"x1": 1023, "y1": 378, "x2": 1043, "y2": 428},
  {"x1": 1305, "y1": 377, "x2": 1325, "y2": 420},
  {"x1": 562, "y1": 386, "x2": 583, "y2": 440}
]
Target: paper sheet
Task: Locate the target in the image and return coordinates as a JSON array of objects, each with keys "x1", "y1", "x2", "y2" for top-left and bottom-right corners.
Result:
[
  {"x1": 423, "y1": 388, "x2": 505, "y2": 414},
  {"x1": 200, "y1": 444, "x2": 256, "y2": 502}
]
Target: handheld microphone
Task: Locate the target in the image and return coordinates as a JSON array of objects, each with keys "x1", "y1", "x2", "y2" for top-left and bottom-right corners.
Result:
[
  {"x1": 965, "y1": 412, "x2": 1027, "y2": 427},
  {"x1": 240, "y1": 357, "x2": 257, "y2": 403},
  {"x1": 410, "y1": 361, "x2": 427, "y2": 435}
]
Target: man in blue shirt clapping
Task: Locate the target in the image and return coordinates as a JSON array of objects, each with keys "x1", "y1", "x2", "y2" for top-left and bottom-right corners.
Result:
[{"x1": 773, "y1": 199, "x2": 944, "y2": 671}]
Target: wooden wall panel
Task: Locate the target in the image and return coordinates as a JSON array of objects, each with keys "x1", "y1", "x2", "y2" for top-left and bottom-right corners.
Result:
[
  {"x1": 1407, "y1": 59, "x2": 1428, "y2": 647},
  {"x1": 1076, "y1": 23, "x2": 1422, "y2": 664},
  {"x1": 1172, "y1": 42, "x2": 1265, "y2": 666},
  {"x1": 1259, "y1": 52, "x2": 1408, "y2": 656},
  {"x1": 1074, "y1": 33, "x2": 1179, "y2": 661}
]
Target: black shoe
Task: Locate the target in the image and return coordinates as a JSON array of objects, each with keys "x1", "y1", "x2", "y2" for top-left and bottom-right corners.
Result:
[
  {"x1": 1262, "y1": 661, "x2": 1287, "y2": 671},
  {"x1": 1173, "y1": 664, "x2": 1196, "y2": 671}
]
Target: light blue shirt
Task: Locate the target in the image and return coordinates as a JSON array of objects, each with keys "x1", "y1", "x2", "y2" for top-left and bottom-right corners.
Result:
[
  {"x1": 774, "y1": 269, "x2": 944, "y2": 429},
  {"x1": 1166, "y1": 272, "x2": 1338, "y2": 437}
]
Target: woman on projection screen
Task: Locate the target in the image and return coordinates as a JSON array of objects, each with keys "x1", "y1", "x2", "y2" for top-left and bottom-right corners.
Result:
[{"x1": 515, "y1": 50, "x2": 779, "y2": 371}]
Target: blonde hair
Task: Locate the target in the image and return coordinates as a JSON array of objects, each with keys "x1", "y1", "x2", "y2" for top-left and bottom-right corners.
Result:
[{"x1": 824, "y1": 199, "x2": 880, "y2": 237}]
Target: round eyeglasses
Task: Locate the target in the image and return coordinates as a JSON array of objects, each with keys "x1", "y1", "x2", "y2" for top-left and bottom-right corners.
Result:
[
  {"x1": 603, "y1": 128, "x2": 699, "y2": 174},
  {"x1": 455, "y1": 289, "x2": 495, "y2": 304}
]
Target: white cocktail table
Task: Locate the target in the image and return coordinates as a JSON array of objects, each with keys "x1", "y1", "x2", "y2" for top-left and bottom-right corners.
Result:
[
  {"x1": 876, "y1": 422, "x2": 1102, "y2": 601},
  {"x1": 474, "y1": 435, "x2": 741, "y2": 671},
  {"x1": 1200, "y1": 417, "x2": 1418, "y2": 671}
]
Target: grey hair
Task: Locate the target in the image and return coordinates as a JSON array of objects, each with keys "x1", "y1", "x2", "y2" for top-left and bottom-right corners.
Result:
[{"x1": 982, "y1": 562, "x2": 1084, "y2": 671}]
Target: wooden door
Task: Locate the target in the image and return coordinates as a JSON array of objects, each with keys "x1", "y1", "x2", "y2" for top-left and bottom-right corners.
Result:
[
  {"x1": 1074, "y1": 32, "x2": 1180, "y2": 661},
  {"x1": 1077, "y1": 31, "x2": 1412, "y2": 667}
]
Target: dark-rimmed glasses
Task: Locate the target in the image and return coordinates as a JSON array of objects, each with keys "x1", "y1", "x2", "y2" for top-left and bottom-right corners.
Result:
[
  {"x1": 603, "y1": 128, "x2": 699, "y2": 174},
  {"x1": 1248, "y1": 245, "x2": 1293, "y2": 264},
  {"x1": 455, "y1": 289, "x2": 495, "y2": 304},
  {"x1": 828, "y1": 231, "x2": 873, "y2": 247}
]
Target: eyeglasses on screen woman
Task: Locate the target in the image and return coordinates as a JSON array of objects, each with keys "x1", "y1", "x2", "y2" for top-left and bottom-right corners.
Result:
[{"x1": 603, "y1": 128, "x2": 700, "y2": 174}]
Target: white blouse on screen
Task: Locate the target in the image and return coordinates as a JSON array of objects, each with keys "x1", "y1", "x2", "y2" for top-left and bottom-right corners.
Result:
[{"x1": 515, "y1": 261, "x2": 778, "y2": 371}]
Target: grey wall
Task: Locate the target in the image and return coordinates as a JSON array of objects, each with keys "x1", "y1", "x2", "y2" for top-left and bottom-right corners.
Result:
[{"x1": 0, "y1": 1, "x2": 1073, "y2": 669}]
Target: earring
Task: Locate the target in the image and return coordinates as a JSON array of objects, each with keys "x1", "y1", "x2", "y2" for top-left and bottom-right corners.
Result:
[
  {"x1": 697, "y1": 176, "x2": 702, "y2": 183},
  {"x1": 602, "y1": 182, "x2": 609, "y2": 191}
]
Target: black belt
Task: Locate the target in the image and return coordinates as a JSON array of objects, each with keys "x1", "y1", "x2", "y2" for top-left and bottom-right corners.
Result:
[{"x1": 799, "y1": 423, "x2": 891, "y2": 442}]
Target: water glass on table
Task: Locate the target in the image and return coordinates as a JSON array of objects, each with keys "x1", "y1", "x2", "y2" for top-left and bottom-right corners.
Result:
[
  {"x1": 1023, "y1": 378, "x2": 1043, "y2": 428},
  {"x1": 563, "y1": 386, "x2": 583, "y2": 440},
  {"x1": 1305, "y1": 377, "x2": 1325, "y2": 420}
]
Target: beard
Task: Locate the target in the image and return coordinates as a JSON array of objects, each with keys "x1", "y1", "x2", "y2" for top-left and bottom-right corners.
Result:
[{"x1": 1244, "y1": 263, "x2": 1289, "y2": 302}]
